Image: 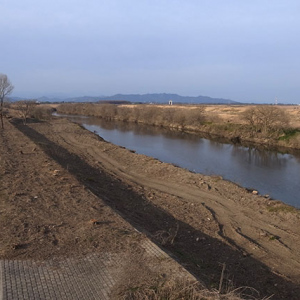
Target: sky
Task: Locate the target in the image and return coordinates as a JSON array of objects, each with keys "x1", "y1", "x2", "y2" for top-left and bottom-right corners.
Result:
[{"x1": 1, "y1": 0, "x2": 300, "y2": 103}]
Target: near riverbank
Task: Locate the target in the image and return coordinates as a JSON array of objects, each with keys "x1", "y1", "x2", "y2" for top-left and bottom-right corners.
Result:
[{"x1": 1, "y1": 115, "x2": 300, "y2": 299}]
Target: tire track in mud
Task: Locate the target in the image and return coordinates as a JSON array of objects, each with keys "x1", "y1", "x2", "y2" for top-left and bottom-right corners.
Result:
[
  {"x1": 13, "y1": 119, "x2": 300, "y2": 299},
  {"x1": 54, "y1": 124, "x2": 300, "y2": 284},
  {"x1": 57, "y1": 127, "x2": 300, "y2": 246}
]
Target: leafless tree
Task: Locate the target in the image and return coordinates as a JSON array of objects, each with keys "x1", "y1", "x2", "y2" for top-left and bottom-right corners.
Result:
[
  {"x1": 185, "y1": 107, "x2": 206, "y2": 127},
  {"x1": 242, "y1": 107, "x2": 259, "y2": 136},
  {"x1": 243, "y1": 105, "x2": 289, "y2": 136},
  {"x1": 100, "y1": 104, "x2": 117, "y2": 120},
  {"x1": 173, "y1": 109, "x2": 187, "y2": 129},
  {"x1": 16, "y1": 100, "x2": 37, "y2": 125},
  {"x1": 0, "y1": 74, "x2": 14, "y2": 129},
  {"x1": 256, "y1": 105, "x2": 289, "y2": 133}
]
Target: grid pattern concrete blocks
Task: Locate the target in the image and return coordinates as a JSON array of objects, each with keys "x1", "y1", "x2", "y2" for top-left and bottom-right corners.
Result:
[
  {"x1": 1, "y1": 254, "x2": 116, "y2": 300},
  {"x1": 0, "y1": 240, "x2": 196, "y2": 299}
]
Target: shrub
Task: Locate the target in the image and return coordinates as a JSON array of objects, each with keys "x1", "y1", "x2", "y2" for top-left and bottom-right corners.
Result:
[
  {"x1": 32, "y1": 106, "x2": 53, "y2": 120},
  {"x1": 242, "y1": 106, "x2": 289, "y2": 137}
]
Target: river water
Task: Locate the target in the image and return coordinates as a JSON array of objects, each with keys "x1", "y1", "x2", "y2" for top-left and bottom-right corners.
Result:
[{"x1": 59, "y1": 114, "x2": 300, "y2": 208}]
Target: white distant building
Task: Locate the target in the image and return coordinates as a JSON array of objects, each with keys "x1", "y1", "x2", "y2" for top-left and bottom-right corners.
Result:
[{"x1": 169, "y1": 100, "x2": 173, "y2": 105}]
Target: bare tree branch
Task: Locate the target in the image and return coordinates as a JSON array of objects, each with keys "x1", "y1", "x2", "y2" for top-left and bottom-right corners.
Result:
[
  {"x1": 15, "y1": 100, "x2": 38, "y2": 125},
  {"x1": 242, "y1": 105, "x2": 289, "y2": 137},
  {"x1": 0, "y1": 74, "x2": 14, "y2": 129}
]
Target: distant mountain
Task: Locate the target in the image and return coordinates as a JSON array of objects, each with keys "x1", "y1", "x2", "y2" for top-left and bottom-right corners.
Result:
[
  {"x1": 8, "y1": 96, "x2": 101, "y2": 103},
  {"x1": 9, "y1": 97, "x2": 26, "y2": 102},
  {"x1": 97, "y1": 93, "x2": 238, "y2": 104},
  {"x1": 36, "y1": 96, "x2": 101, "y2": 103},
  {"x1": 9, "y1": 93, "x2": 239, "y2": 104}
]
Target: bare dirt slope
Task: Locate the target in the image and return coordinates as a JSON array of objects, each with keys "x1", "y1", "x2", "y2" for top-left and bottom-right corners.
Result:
[{"x1": 1, "y1": 117, "x2": 300, "y2": 299}]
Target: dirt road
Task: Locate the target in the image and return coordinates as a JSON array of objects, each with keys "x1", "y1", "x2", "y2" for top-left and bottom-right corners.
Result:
[{"x1": 1, "y1": 116, "x2": 300, "y2": 299}]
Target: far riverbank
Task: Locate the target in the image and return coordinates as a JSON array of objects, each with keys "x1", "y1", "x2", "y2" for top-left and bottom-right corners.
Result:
[{"x1": 56, "y1": 103, "x2": 300, "y2": 152}]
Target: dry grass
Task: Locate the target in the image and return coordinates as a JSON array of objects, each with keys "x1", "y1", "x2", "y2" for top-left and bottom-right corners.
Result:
[
  {"x1": 112, "y1": 247, "x2": 267, "y2": 300},
  {"x1": 153, "y1": 223, "x2": 179, "y2": 245},
  {"x1": 266, "y1": 203, "x2": 298, "y2": 214},
  {"x1": 116, "y1": 278, "x2": 268, "y2": 300}
]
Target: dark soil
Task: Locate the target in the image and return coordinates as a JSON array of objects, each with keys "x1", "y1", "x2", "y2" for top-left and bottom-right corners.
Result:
[{"x1": 1, "y1": 116, "x2": 300, "y2": 299}]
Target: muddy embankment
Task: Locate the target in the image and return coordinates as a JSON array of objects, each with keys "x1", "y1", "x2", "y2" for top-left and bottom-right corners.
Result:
[
  {"x1": 56, "y1": 103, "x2": 300, "y2": 153},
  {"x1": 1, "y1": 114, "x2": 300, "y2": 299}
]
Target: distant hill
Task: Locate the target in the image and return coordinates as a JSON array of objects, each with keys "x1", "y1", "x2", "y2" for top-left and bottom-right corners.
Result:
[
  {"x1": 9, "y1": 97, "x2": 25, "y2": 102},
  {"x1": 38, "y1": 96, "x2": 101, "y2": 103},
  {"x1": 10, "y1": 93, "x2": 239, "y2": 104},
  {"x1": 8, "y1": 96, "x2": 102, "y2": 103},
  {"x1": 97, "y1": 93, "x2": 238, "y2": 104}
]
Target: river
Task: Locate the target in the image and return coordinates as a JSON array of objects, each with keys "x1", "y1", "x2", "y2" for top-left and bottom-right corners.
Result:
[{"x1": 58, "y1": 114, "x2": 300, "y2": 208}]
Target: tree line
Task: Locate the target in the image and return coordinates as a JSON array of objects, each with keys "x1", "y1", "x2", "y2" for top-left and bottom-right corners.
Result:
[
  {"x1": 57, "y1": 103, "x2": 208, "y2": 130},
  {"x1": 1, "y1": 73, "x2": 295, "y2": 147},
  {"x1": 57, "y1": 103, "x2": 293, "y2": 140}
]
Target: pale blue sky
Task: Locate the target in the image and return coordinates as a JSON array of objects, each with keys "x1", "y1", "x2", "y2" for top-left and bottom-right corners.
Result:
[{"x1": 1, "y1": 0, "x2": 300, "y2": 103}]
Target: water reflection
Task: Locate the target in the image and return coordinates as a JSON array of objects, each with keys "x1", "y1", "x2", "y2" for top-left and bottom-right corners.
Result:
[
  {"x1": 85, "y1": 117, "x2": 202, "y2": 143},
  {"x1": 232, "y1": 146, "x2": 289, "y2": 169},
  {"x1": 61, "y1": 114, "x2": 300, "y2": 207}
]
